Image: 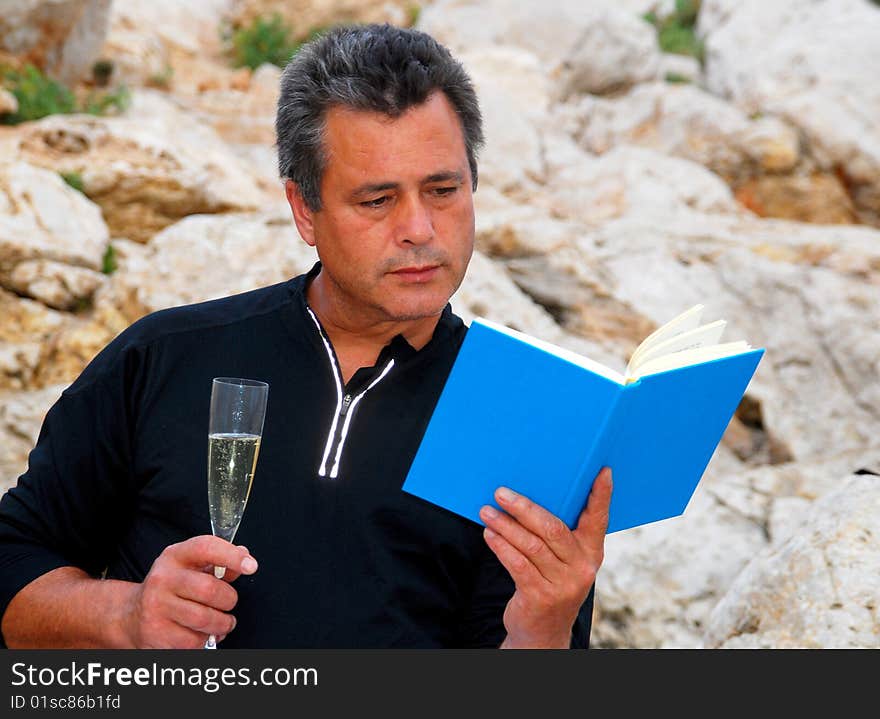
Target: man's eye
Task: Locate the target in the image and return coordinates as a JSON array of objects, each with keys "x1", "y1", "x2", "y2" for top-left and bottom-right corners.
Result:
[
  {"x1": 432, "y1": 186, "x2": 457, "y2": 197},
  {"x1": 361, "y1": 196, "x2": 389, "y2": 208}
]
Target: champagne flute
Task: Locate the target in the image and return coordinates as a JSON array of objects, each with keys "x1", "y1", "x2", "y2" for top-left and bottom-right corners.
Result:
[{"x1": 204, "y1": 377, "x2": 268, "y2": 649}]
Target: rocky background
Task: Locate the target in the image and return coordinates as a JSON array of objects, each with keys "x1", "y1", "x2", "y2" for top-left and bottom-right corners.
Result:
[{"x1": 1, "y1": 0, "x2": 878, "y2": 648}]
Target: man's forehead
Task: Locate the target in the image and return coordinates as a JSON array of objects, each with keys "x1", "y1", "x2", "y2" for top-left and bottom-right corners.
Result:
[{"x1": 321, "y1": 92, "x2": 469, "y2": 182}]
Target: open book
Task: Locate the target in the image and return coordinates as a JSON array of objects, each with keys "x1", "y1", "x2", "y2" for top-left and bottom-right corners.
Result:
[{"x1": 402, "y1": 305, "x2": 765, "y2": 533}]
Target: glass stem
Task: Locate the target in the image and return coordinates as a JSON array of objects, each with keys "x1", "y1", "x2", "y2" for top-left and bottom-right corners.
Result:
[{"x1": 204, "y1": 565, "x2": 227, "y2": 649}]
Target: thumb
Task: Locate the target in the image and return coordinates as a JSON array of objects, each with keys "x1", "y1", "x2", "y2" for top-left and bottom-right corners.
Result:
[{"x1": 575, "y1": 467, "x2": 612, "y2": 542}]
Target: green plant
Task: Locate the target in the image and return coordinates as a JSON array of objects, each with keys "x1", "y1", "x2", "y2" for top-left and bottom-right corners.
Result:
[
  {"x1": 101, "y1": 244, "x2": 118, "y2": 275},
  {"x1": 60, "y1": 171, "x2": 85, "y2": 193},
  {"x1": 407, "y1": 4, "x2": 422, "y2": 27},
  {"x1": 1, "y1": 64, "x2": 130, "y2": 125},
  {"x1": 230, "y1": 13, "x2": 301, "y2": 69},
  {"x1": 81, "y1": 84, "x2": 131, "y2": 116},
  {"x1": 1, "y1": 64, "x2": 76, "y2": 124},
  {"x1": 664, "y1": 72, "x2": 691, "y2": 84},
  {"x1": 643, "y1": 0, "x2": 705, "y2": 64}
]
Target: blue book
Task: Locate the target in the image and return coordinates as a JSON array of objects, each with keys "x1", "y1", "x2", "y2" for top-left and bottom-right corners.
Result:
[{"x1": 403, "y1": 305, "x2": 765, "y2": 533}]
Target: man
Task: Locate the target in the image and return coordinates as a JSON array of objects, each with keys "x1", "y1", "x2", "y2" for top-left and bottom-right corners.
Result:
[{"x1": 0, "y1": 24, "x2": 611, "y2": 649}]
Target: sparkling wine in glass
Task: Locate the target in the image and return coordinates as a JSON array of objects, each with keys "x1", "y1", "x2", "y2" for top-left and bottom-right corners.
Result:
[{"x1": 204, "y1": 377, "x2": 268, "y2": 649}]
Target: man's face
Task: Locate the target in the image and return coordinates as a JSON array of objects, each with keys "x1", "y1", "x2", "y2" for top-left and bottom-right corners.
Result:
[{"x1": 289, "y1": 91, "x2": 475, "y2": 324}]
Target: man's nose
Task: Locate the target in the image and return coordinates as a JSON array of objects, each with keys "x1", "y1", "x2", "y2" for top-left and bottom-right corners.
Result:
[{"x1": 395, "y1": 194, "x2": 434, "y2": 245}]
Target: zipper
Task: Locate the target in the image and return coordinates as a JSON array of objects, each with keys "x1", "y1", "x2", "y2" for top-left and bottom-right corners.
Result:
[
  {"x1": 324, "y1": 360, "x2": 394, "y2": 478},
  {"x1": 306, "y1": 307, "x2": 395, "y2": 479}
]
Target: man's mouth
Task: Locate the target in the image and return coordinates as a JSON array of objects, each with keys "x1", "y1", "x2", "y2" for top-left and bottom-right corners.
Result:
[{"x1": 390, "y1": 265, "x2": 441, "y2": 282}]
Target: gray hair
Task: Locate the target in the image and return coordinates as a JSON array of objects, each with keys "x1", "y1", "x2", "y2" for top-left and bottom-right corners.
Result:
[{"x1": 275, "y1": 23, "x2": 484, "y2": 211}]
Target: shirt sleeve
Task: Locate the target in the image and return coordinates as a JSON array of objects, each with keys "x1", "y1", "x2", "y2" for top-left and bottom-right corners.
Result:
[
  {"x1": 0, "y1": 336, "x2": 143, "y2": 646},
  {"x1": 454, "y1": 536, "x2": 595, "y2": 648}
]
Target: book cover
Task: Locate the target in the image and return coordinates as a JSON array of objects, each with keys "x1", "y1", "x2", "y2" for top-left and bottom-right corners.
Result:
[{"x1": 402, "y1": 317, "x2": 765, "y2": 533}]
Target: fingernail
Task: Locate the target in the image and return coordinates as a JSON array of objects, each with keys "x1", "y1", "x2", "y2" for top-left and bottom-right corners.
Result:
[
  {"x1": 484, "y1": 527, "x2": 497, "y2": 539},
  {"x1": 241, "y1": 556, "x2": 258, "y2": 573},
  {"x1": 496, "y1": 487, "x2": 516, "y2": 503},
  {"x1": 480, "y1": 505, "x2": 498, "y2": 520}
]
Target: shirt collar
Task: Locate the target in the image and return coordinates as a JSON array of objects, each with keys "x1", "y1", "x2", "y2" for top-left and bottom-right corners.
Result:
[{"x1": 290, "y1": 260, "x2": 459, "y2": 363}]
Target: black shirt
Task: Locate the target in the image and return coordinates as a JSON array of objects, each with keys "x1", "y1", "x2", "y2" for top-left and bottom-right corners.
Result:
[{"x1": 0, "y1": 263, "x2": 593, "y2": 647}]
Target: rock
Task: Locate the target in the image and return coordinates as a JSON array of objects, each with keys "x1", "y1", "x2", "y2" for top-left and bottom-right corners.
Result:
[
  {"x1": 543, "y1": 145, "x2": 743, "y2": 224},
  {"x1": 594, "y1": 446, "x2": 769, "y2": 648},
  {"x1": 9, "y1": 259, "x2": 106, "y2": 311},
  {"x1": 699, "y1": 0, "x2": 880, "y2": 226},
  {"x1": 0, "y1": 0, "x2": 112, "y2": 85},
  {"x1": 455, "y1": 48, "x2": 548, "y2": 194},
  {"x1": 9, "y1": 91, "x2": 271, "y2": 242},
  {"x1": 656, "y1": 53, "x2": 701, "y2": 84},
  {"x1": 568, "y1": 82, "x2": 801, "y2": 182},
  {"x1": 0, "y1": 161, "x2": 108, "y2": 291},
  {"x1": 229, "y1": 0, "x2": 412, "y2": 42},
  {"x1": 596, "y1": 447, "x2": 880, "y2": 647},
  {"x1": 423, "y1": 1, "x2": 665, "y2": 99},
  {"x1": 0, "y1": 385, "x2": 66, "y2": 492},
  {"x1": 734, "y1": 173, "x2": 857, "y2": 225},
  {"x1": 552, "y1": 7, "x2": 660, "y2": 99},
  {"x1": 585, "y1": 212, "x2": 880, "y2": 463},
  {"x1": 0, "y1": 289, "x2": 65, "y2": 390},
  {"x1": 97, "y1": 210, "x2": 317, "y2": 319},
  {"x1": 450, "y1": 249, "x2": 615, "y2": 365},
  {"x1": 459, "y1": 46, "x2": 550, "y2": 123},
  {"x1": 703, "y1": 471, "x2": 880, "y2": 648},
  {"x1": 451, "y1": 249, "x2": 568, "y2": 341},
  {"x1": 31, "y1": 316, "x2": 117, "y2": 389},
  {"x1": 0, "y1": 89, "x2": 18, "y2": 116}
]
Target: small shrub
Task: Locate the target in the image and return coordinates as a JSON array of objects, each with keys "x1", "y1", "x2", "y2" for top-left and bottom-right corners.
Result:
[
  {"x1": 81, "y1": 84, "x2": 131, "y2": 116},
  {"x1": 1, "y1": 64, "x2": 76, "y2": 124},
  {"x1": 643, "y1": 0, "x2": 705, "y2": 64},
  {"x1": 664, "y1": 72, "x2": 691, "y2": 84},
  {"x1": 101, "y1": 245, "x2": 118, "y2": 275},
  {"x1": 60, "y1": 171, "x2": 85, "y2": 193},
  {"x1": 1, "y1": 64, "x2": 130, "y2": 125},
  {"x1": 407, "y1": 4, "x2": 422, "y2": 27},
  {"x1": 230, "y1": 14, "x2": 301, "y2": 69}
]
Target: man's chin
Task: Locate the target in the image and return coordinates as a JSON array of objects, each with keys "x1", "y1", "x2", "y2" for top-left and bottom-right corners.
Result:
[{"x1": 382, "y1": 297, "x2": 449, "y2": 322}]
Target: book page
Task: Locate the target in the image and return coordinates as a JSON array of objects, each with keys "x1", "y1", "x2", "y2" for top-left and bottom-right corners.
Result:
[
  {"x1": 631, "y1": 341, "x2": 752, "y2": 379},
  {"x1": 626, "y1": 320, "x2": 727, "y2": 377},
  {"x1": 473, "y1": 317, "x2": 627, "y2": 385},
  {"x1": 628, "y1": 304, "x2": 705, "y2": 371}
]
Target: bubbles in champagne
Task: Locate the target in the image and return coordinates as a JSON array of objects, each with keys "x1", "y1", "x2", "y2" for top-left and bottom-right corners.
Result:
[{"x1": 207, "y1": 433, "x2": 261, "y2": 542}]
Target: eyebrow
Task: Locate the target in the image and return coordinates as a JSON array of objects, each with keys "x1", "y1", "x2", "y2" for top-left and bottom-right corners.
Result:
[{"x1": 348, "y1": 171, "x2": 465, "y2": 201}]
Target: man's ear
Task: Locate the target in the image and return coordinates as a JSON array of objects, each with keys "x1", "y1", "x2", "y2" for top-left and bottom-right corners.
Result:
[{"x1": 285, "y1": 180, "x2": 317, "y2": 247}]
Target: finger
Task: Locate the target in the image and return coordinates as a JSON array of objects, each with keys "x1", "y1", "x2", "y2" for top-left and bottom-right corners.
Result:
[
  {"x1": 492, "y1": 487, "x2": 579, "y2": 563},
  {"x1": 168, "y1": 536, "x2": 258, "y2": 577},
  {"x1": 574, "y1": 467, "x2": 613, "y2": 547},
  {"x1": 169, "y1": 596, "x2": 237, "y2": 638},
  {"x1": 200, "y1": 554, "x2": 258, "y2": 583},
  {"x1": 482, "y1": 526, "x2": 547, "y2": 590},
  {"x1": 140, "y1": 621, "x2": 210, "y2": 650},
  {"x1": 479, "y1": 505, "x2": 565, "y2": 583},
  {"x1": 172, "y1": 569, "x2": 239, "y2": 612}
]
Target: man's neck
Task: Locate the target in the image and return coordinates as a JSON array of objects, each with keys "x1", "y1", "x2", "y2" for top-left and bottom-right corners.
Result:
[{"x1": 306, "y1": 273, "x2": 442, "y2": 384}]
